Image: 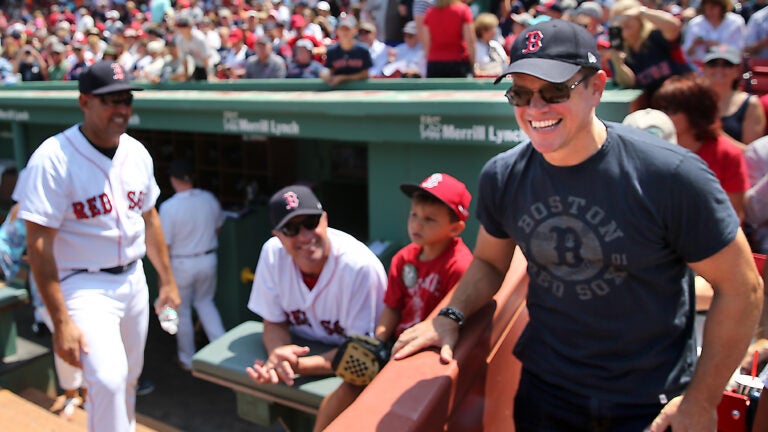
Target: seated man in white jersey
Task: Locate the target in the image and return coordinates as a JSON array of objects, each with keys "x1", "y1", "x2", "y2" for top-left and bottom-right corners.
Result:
[{"x1": 245, "y1": 185, "x2": 386, "y2": 428}]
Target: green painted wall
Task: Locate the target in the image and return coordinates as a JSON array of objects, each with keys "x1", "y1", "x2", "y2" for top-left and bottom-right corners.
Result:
[{"x1": 369, "y1": 143, "x2": 505, "y2": 252}]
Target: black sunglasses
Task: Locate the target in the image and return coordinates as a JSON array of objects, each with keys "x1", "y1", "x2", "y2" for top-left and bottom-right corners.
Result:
[
  {"x1": 97, "y1": 92, "x2": 134, "y2": 107},
  {"x1": 279, "y1": 214, "x2": 322, "y2": 237},
  {"x1": 504, "y1": 71, "x2": 595, "y2": 107}
]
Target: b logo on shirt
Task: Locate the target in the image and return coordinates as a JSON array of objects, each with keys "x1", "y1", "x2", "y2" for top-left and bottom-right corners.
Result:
[
  {"x1": 283, "y1": 191, "x2": 299, "y2": 210},
  {"x1": 522, "y1": 31, "x2": 544, "y2": 54}
]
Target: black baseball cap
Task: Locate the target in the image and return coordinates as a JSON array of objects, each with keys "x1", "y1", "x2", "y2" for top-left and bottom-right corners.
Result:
[
  {"x1": 495, "y1": 19, "x2": 600, "y2": 84},
  {"x1": 79, "y1": 60, "x2": 143, "y2": 95},
  {"x1": 269, "y1": 185, "x2": 324, "y2": 231}
]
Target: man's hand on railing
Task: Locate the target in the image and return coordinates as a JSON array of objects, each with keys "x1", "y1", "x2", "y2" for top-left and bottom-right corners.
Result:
[{"x1": 391, "y1": 315, "x2": 460, "y2": 363}]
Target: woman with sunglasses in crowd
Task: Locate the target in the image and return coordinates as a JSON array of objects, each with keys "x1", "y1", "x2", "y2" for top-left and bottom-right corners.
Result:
[
  {"x1": 701, "y1": 45, "x2": 766, "y2": 149},
  {"x1": 607, "y1": 0, "x2": 691, "y2": 110}
]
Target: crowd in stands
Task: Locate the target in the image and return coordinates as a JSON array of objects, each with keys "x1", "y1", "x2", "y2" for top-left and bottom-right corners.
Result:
[
  {"x1": 2, "y1": 0, "x2": 768, "y2": 213},
  {"x1": 0, "y1": 0, "x2": 765, "y2": 87}
]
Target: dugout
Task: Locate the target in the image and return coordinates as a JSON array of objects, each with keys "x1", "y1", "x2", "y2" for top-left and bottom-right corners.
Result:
[{"x1": 0, "y1": 79, "x2": 640, "y2": 330}]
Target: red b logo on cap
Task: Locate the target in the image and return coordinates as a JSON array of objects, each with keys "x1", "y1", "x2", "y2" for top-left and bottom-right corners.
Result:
[{"x1": 522, "y1": 30, "x2": 544, "y2": 54}]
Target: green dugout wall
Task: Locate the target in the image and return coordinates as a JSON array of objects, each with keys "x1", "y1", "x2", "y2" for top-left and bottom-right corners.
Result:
[{"x1": 0, "y1": 79, "x2": 639, "y2": 328}]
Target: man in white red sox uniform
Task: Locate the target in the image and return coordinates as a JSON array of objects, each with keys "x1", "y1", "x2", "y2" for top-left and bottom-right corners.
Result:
[
  {"x1": 159, "y1": 159, "x2": 226, "y2": 371},
  {"x1": 18, "y1": 60, "x2": 180, "y2": 432},
  {"x1": 246, "y1": 185, "x2": 386, "y2": 424}
]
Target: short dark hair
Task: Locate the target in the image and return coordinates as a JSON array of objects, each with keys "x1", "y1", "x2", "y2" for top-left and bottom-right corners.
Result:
[
  {"x1": 700, "y1": 0, "x2": 732, "y2": 14},
  {"x1": 411, "y1": 190, "x2": 460, "y2": 223}
]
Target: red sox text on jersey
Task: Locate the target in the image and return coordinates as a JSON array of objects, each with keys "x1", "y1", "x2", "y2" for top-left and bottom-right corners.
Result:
[
  {"x1": 72, "y1": 191, "x2": 145, "y2": 219},
  {"x1": 285, "y1": 309, "x2": 346, "y2": 337}
]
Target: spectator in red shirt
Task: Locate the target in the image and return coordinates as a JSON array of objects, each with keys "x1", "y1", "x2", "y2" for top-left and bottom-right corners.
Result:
[{"x1": 423, "y1": 0, "x2": 475, "y2": 77}]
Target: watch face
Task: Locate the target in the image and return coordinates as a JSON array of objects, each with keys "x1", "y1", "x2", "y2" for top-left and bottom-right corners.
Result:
[{"x1": 402, "y1": 263, "x2": 418, "y2": 289}]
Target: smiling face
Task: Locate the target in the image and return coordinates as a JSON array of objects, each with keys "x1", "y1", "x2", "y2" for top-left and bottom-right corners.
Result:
[
  {"x1": 79, "y1": 90, "x2": 134, "y2": 148},
  {"x1": 702, "y1": 59, "x2": 740, "y2": 88},
  {"x1": 273, "y1": 212, "x2": 330, "y2": 275},
  {"x1": 510, "y1": 70, "x2": 606, "y2": 166}
]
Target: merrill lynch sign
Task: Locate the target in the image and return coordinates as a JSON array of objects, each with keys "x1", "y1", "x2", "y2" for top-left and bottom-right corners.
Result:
[
  {"x1": 419, "y1": 115, "x2": 527, "y2": 145},
  {"x1": 223, "y1": 111, "x2": 300, "y2": 136}
]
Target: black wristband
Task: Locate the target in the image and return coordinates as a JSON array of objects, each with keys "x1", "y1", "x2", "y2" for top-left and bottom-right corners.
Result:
[{"x1": 438, "y1": 307, "x2": 465, "y2": 328}]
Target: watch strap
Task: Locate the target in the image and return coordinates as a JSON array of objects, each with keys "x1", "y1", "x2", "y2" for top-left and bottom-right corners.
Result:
[{"x1": 438, "y1": 306, "x2": 465, "y2": 328}]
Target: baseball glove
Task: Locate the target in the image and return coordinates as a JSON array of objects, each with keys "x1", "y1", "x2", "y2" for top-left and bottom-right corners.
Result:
[{"x1": 331, "y1": 334, "x2": 392, "y2": 386}]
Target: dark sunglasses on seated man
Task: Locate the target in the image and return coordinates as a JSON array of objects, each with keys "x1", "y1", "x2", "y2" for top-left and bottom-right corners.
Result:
[
  {"x1": 504, "y1": 70, "x2": 596, "y2": 107},
  {"x1": 279, "y1": 214, "x2": 322, "y2": 237}
]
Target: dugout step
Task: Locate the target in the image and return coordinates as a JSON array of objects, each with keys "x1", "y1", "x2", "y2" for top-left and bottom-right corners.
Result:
[{"x1": 0, "y1": 335, "x2": 56, "y2": 397}]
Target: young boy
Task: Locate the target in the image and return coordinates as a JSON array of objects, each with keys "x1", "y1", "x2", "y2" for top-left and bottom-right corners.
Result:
[
  {"x1": 314, "y1": 172, "x2": 473, "y2": 431},
  {"x1": 376, "y1": 173, "x2": 473, "y2": 342}
]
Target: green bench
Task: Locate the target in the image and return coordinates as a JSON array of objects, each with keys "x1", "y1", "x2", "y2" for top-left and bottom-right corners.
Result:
[
  {"x1": 0, "y1": 283, "x2": 29, "y2": 359},
  {"x1": 191, "y1": 320, "x2": 341, "y2": 430}
]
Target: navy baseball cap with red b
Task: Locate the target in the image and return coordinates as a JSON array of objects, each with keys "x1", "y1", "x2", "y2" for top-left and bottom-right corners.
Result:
[
  {"x1": 269, "y1": 185, "x2": 324, "y2": 231},
  {"x1": 79, "y1": 60, "x2": 143, "y2": 95},
  {"x1": 495, "y1": 19, "x2": 600, "y2": 84},
  {"x1": 400, "y1": 173, "x2": 472, "y2": 222}
]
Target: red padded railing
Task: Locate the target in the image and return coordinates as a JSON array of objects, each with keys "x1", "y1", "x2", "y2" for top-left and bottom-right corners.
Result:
[{"x1": 326, "y1": 250, "x2": 530, "y2": 432}]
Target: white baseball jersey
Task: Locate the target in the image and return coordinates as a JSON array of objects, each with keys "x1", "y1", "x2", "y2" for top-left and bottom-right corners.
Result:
[
  {"x1": 18, "y1": 124, "x2": 160, "y2": 272},
  {"x1": 17, "y1": 124, "x2": 159, "y2": 432},
  {"x1": 159, "y1": 188, "x2": 224, "y2": 256},
  {"x1": 248, "y1": 228, "x2": 386, "y2": 346},
  {"x1": 159, "y1": 188, "x2": 226, "y2": 369}
]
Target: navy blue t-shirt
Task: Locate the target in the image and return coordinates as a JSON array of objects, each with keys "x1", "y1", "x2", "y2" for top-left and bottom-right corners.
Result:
[
  {"x1": 476, "y1": 122, "x2": 738, "y2": 405},
  {"x1": 624, "y1": 29, "x2": 692, "y2": 93},
  {"x1": 286, "y1": 60, "x2": 326, "y2": 79},
  {"x1": 324, "y1": 41, "x2": 373, "y2": 76}
]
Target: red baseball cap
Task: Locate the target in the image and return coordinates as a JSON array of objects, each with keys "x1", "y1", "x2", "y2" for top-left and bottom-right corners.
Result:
[
  {"x1": 401, "y1": 173, "x2": 471, "y2": 221},
  {"x1": 290, "y1": 14, "x2": 305, "y2": 29},
  {"x1": 229, "y1": 27, "x2": 244, "y2": 43}
]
